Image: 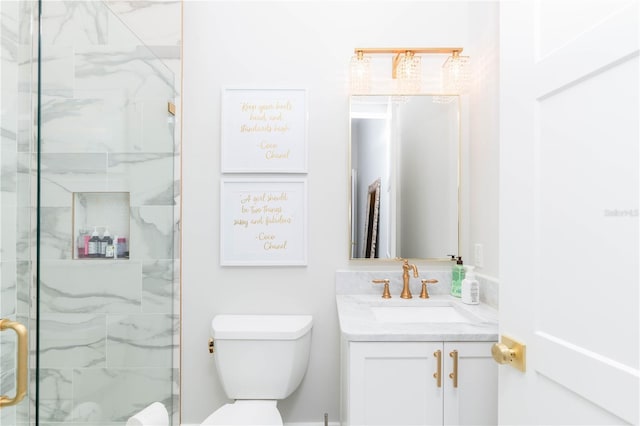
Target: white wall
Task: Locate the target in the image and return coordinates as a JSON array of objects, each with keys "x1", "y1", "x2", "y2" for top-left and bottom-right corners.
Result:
[
  {"x1": 467, "y1": 1, "x2": 500, "y2": 279},
  {"x1": 182, "y1": 1, "x2": 498, "y2": 423}
]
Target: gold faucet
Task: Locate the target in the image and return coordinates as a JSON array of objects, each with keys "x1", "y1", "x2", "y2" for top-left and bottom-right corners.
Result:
[{"x1": 400, "y1": 259, "x2": 419, "y2": 299}]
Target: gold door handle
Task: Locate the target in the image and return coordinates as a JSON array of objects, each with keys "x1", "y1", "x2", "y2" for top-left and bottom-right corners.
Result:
[
  {"x1": 491, "y1": 335, "x2": 526, "y2": 372},
  {"x1": 449, "y1": 350, "x2": 458, "y2": 388},
  {"x1": 0, "y1": 319, "x2": 28, "y2": 408},
  {"x1": 433, "y1": 350, "x2": 442, "y2": 388}
]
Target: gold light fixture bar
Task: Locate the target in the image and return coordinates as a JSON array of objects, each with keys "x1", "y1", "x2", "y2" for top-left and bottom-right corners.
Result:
[
  {"x1": 354, "y1": 47, "x2": 463, "y2": 55},
  {"x1": 349, "y1": 47, "x2": 470, "y2": 94},
  {"x1": 354, "y1": 47, "x2": 463, "y2": 79}
]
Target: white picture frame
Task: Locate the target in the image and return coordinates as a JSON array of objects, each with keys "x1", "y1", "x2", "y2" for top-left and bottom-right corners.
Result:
[
  {"x1": 221, "y1": 88, "x2": 308, "y2": 173},
  {"x1": 220, "y1": 178, "x2": 307, "y2": 266}
]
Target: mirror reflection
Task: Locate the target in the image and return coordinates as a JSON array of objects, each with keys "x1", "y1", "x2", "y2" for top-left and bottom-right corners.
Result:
[{"x1": 350, "y1": 95, "x2": 460, "y2": 260}]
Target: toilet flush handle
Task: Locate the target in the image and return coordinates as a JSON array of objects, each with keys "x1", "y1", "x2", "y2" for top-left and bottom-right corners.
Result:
[{"x1": 208, "y1": 338, "x2": 215, "y2": 354}]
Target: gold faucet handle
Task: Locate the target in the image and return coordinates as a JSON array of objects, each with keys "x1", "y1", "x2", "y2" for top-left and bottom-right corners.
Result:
[
  {"x1": 419, "y1": 279, "x2": 439, "y2": 299},
  {"x1": 372, "y1": 279, "x2": 392, "y2": 299}
]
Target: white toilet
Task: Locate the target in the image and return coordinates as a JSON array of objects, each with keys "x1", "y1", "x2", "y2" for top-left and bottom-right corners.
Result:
[{"x1": 201, "y1": 314, "x2": 313, "y2": 425}]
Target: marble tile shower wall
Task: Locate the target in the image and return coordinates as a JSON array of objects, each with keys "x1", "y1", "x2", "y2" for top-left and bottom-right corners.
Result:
[{"x1": 32, "y1": 1, "x2": 180, "y2": 424}]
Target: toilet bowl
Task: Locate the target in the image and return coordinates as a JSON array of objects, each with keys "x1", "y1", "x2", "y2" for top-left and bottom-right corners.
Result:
[{"x1": 201, "y1": 314, "x2": 313, "y2": 426}]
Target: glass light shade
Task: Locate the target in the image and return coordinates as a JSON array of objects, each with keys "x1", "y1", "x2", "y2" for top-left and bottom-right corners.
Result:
[
  {"x1": 442, "y1": 53, "x2": 470, "y2": 93},
  {"x1": 396, "y1": 52, "x2": 421, "y2": 93},
  {"x1": 349, "y1": 53, "x2": 371, "y2": 93}
]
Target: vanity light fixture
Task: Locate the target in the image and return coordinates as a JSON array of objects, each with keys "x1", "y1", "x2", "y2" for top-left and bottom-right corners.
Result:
[
  {"x1": 442, "y1": 50, "x2": 471, "y2": 93},
  {"x1": 349, "y1": 47, "x2": 470, "y2": 95},
  {"x1": 349, "y1": 50, "x2": 371, "y2": 93},
  {"x1": 395, "y1": 50, "x2": 422, "y2": 93}
]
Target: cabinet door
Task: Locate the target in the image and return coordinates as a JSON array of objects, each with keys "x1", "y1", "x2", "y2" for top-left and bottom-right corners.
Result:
[
  {"x1": 443, "y1": 342, "x2": 497, "y2": 426},
  {"x1": 349, "y1": 341, "x2": 443, "y2": 426}
]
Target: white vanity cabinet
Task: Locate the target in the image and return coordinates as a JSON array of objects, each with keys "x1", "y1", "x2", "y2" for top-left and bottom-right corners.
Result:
[{"x1": 343, "y1": 340, "x2": 497, "y2": 426}]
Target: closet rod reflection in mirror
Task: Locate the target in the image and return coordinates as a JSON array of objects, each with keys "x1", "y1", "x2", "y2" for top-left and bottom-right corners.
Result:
[{"x1": 363, "y1": 178, "x2": 381, "y2": 258}]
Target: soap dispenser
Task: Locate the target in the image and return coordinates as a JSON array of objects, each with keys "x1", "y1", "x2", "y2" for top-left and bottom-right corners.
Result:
[
  {"x1": 450, "y1": 255, "x2": 465, "y2": 297},
  {"x1": 461, "y1": 265, "x2": 480, "y2": 304}
]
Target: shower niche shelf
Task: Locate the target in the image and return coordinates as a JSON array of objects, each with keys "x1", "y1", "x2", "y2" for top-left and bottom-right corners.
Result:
[{"x1": 73, "y1": 192, "x2": 131, "y2": 260}]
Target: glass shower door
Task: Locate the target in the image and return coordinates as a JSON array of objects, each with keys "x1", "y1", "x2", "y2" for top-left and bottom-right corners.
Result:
[
  {"x1": 36, "y1": 1, "x2": 179, "y2": 424},
  {"x1": 1, "y1": 0, "x2": 38, "y2": 425}
]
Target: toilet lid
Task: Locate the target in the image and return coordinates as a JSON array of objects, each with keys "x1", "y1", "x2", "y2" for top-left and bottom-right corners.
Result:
[{"x1": 201, "y1": 401, "x2": 282, "y2": 426}]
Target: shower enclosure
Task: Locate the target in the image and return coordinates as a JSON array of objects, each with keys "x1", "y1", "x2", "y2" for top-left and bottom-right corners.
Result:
[{"x1": 1, "y1": 1, "x2": 180, "y2": 424}]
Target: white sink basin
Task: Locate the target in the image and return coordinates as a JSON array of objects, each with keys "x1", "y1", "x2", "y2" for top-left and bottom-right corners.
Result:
[{"x1": 371, "y1": 305, "x2": 476, "y2": 323}]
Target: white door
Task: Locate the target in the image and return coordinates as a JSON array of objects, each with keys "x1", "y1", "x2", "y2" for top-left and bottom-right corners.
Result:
[{"x1": 499, "y1": 1, "x2": 639, "y2": 424}]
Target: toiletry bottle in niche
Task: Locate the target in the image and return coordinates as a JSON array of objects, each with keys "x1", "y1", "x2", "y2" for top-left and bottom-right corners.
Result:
[
  {"x1": 83, "y1": 233, "x2": 91, "y2": 258},
  {"x1": 101, "y1": 228, "x2": 113, "y2": 258},
  {"x1": 450, "y1": 255, "x2": 465, "y2": 297},
  {"x1": 88, "y1": 227, "x2": 100, "y2": 258},
  {"x1": 104, "y1": 229, "x2": 115, "y2": 258},
  {"x1": 461, "y1": 265, "x2": 480, "y2": 304},
  {"x1": 76, "y1": 227, "x2": 88, "y2": 259},
  {"x1": 116, "y1": 237, "x2": 128, "y2": 258},
  {"x1": 113, "y1": 235, "x2": 118, "y2": 259}
]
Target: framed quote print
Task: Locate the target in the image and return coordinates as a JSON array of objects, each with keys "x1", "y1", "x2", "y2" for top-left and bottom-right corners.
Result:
[
  {"x1": 221, "y1": 88, "x2": 307, "y2": 173},
  {"x1": 220, "y1": 178, "x2": 307, "y2": 266}
]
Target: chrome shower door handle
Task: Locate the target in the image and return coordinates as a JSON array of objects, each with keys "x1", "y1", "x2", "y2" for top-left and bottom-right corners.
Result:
[{"x1": 0, "y1": 319, "x2": 28, "y2": 408}]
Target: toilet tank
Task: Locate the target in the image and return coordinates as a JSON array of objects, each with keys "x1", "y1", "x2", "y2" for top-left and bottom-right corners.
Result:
[{"x1": 211, "y1": 314, "x2": 313, "y2": 400}]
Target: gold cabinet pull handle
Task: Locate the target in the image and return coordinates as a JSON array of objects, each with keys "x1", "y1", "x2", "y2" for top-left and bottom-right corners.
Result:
[
  {"x1": 449, "y1": 350, "x2": 458, "y2": 388},
  {"x1": 433, "y1": 350, "x2": 442, "y2": 388},
  {"x1": 0, "y1": 319, "x2": 28, "y2": 408}
]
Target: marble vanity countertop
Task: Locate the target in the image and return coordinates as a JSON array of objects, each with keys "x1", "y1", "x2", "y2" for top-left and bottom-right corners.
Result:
[{"x1": 336, "y1": 294, "x2": 498, "y2": 342}]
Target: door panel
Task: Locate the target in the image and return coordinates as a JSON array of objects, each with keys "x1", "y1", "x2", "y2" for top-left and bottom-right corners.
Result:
[
  {"x1": 443, "y1": 342, "x2": 497, "y2": 426},
  {"x1": 348, "y1": 341, "x2": 443, "y2": 425},
  {"x1": 536, "y1": 332, "x2": 638, "y2": 424},
  {"x1": 500, "y1": 0, "x2": 639, "y2": 424}
]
